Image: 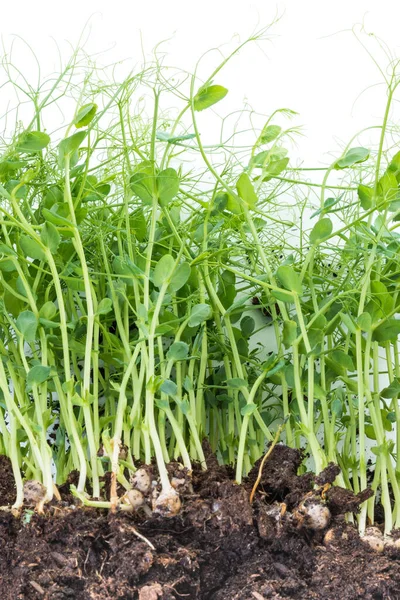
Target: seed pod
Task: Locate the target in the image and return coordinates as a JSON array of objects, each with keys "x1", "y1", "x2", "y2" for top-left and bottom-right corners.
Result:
[
  {"x1": 171, "y1": 476, "x2": 186, "y2": 489},
  {"x1": 131, "y1": 468, "x2": 151, "y2": 493},
  {"x1": 127, "y1": 489, "x2": 145, "y2": 509},
  {"x1": 23, "y1": 480, "x2": 46, "y2": 506},
  {"x1": 365, "y1": 526, "x2": 383, "y2": 538},
  {"x1": 384, "y1": 536, "x2": 400, "y2": 551},
  {"x1": 153, "y1": 489, "x2": 181, "y2": 517},
  {"x1": 362, "y1": 534, "x2": 384, "y2": 553},
  {"x1": 294, "y1": 499, "x2": 331, "y2": 531}
]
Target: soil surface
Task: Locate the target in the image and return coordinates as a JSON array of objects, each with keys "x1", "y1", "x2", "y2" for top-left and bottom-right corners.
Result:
[{"x1": 1, "y1": 444, "x2": 400, "y2": 599}]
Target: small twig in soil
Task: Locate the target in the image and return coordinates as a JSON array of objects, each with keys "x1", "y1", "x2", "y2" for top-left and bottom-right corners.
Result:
[
  {"x1": 249, "y1": 423, "x2": 285, "y2": 504},
  {"x1": 126, "y1": 524, "x2": 156, "y2": 551},
  {"x1": 30, "y1": 581, "x2": 45, "y2": 595}
]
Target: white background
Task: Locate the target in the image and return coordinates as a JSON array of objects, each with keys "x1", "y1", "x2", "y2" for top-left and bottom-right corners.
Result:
[{"x1": 1, "y1": 0, "x2": 400, "y2": 165}]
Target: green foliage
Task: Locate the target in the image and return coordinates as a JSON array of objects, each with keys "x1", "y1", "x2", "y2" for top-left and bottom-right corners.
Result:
[
  {"x1": 0, "y1": 33, "x2": 399, "y2": 538},
  {"x1": 193, "y1": 84, "x2": 228, "y2": 111}
]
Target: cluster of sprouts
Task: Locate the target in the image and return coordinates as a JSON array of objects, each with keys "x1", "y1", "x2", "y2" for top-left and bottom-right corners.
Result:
[{"x1": 0, "y1": 29, "x2": 400, "y2": 534}]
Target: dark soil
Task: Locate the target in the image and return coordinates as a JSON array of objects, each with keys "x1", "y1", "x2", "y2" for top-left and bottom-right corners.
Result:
[{"x1": 1, "y1": 445, "x2": 400, "y2": 600}]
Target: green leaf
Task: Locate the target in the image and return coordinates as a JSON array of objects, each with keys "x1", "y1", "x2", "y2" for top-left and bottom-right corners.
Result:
[
  {"x1": 169, "y1": 262, "x2": 191, "y2": 292},
  {"x1": 240, "y1": 316, "x2": 255, "y2": 337},
  {"x1": 97, "y1": 298, "x2": 113, "y2": 315},
  {"x1": 27, "y1": 365, "x2": 52, "y2": 387},
  {"x1": 271, "y1": 290, "x2": 294, "y2": 303},
  {"x1": 388, "y1": 151, "x2": 400, "y2": 181},
  {"x1": 227, "y1": 377, "x2": 248, "y2": 389},
  {"x1": 71, "y1": 393, "x2": 85, "y2": 407},
  {"x1": 0, "y1": 259, "x2": 16, "y2": 273},
  {"x1": 42, "y1": 206, "x2": 74, "y2": 228},
  {"x1": 378, "y1": 172, "x2": 398, "y2": 204},
  {"x1": 160, "y1": 379, "x2": 177, "y2": 397},
  {"x1": 39, "y1": 318, "x2": 60, "y2": 329},
  {"x1": 157, "y1": 168, "x2": 180, "y2": 206},
  {"x1": 357, "y1": 312, "x2": 372, "y2": 332},
  {"x1": 156, "y1": 131, "x2": 196, "y2": 144},
  {"x1": 0, "y1": 160, "x2": 27, "y2": 179},
  {"x1": 74, "y1": 103, "x2": 97, "y2": 128},
  {"x1": 155, "y1": 398, "x2": 170, "y2": 410},
  {"x1": 19, "y1": 236, "x2": 46, "y2": 260},
  {"x1": 130, "y1": 211, "x2": 147, "y2": 241},
  {"x1": 59, "y1": 131, "x2": 86, "y2": 158},
  {"x1": 382, "y1": 410, "x2": 393, "y2": 432},
  {"x1": 39, "y1": 301, "x2": 57, "y2": 321},
  {"x1": 16, "y1": 311, "x2": 38, "y2": 341},
  {"x1": 167, "y1": 341, "x2": 189, "y2": 361},
  {"x1": 334, "y1": 147, "x2": 370, "y2": 169},
  {"x1": 381, "y1": 378, "x2": 400, "y2": 399},
  {"x1": 183, "y1": 375, "x2": 193, "y2": 392},
  {"x1": 372, "y1": 319, "x2": 400, "y2": 343},
  {"x1": 113, "y1": 255, "x2": 144, "y2": 279},
  {"x1": 331, "y1": 350, "x2": 355, "y2": 372},
  {"x1": 339, "y1": 312, "x2": 357, "y2": 334},
  {"x1": 276, "y1": 265, "x2": 302, "y2": 295},
  {"x1": 43, "y1": 186, "x2": 63, "y2": 208},
  {"x1": 130, "y1": 162, "x2": 155, "y2": 204},
  {"x1": 177, "y1": 399, "x2": 190, "y2": 415},
  {"x1": 241, "y1": 403, "x2": 257, "y2": 416},
  {"x1": 16, "y1": 131, "x2": 50, "y2": 153},
  {"x1": 283, "y1": 320, "x2": 298, "y2": 348},
  {"x1": 188, "y1": 303, "x2": 212, "y2": 327},
  {"x1": 40, "y1": 222, "x2": 60, "y2": 253},
  {"x1": 236, "y1": 172, "x2": 258, "y2": 207},
  {"x1": 153, "y1": 254, "x2": 175, "y2": 288},
  {"x1": 0, "y1": 243, "x2": 16, "y2": 257},
  {"x1": 365, "y1": 425, "x2": 377, "y2": 440},
  {"x1": 311, "y1": 196, "x2": 342, "y2": 218},
  {"x1": 309, "y1": 218, "x2": 333, "y2": 245},
  {"x1": 261, "y1": 157, "x2": 289, "y2": 181},
  {"x1": 193, "y1": 84, "x2": 228, "y2": 111},
  {"x1": 261, "y1": 125, "x2": 281, "y2": 143}
]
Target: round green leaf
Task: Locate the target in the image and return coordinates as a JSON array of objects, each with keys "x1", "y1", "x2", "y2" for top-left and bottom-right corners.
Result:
[
  {"x1": 227, "y1": 377, "x2": 248, "y2": 389},
  {"x1": 276, "y1": 265, "x2": 303, "y2": 295},
  {"x1": 193, "y1": 84, "x2": 228, "y2": 112},
  {"x1": 41, "y1": 222, "x2": 60, "y2": 253},
  {"x1": 241, "y1": 403, "x2": 257, "y2": 416},
  {"x1": 236, "y1": 172, "x2": 258, "y2": 207},
  {"x1": 16, "y1": 311, "x2": 38, "y2": 342},
  {"x1": 240, "y1": 316, "x2": 255, "y2": 337},
  {"x1": 27, "y1": 365, "x2": 52, "y2": 387},
  {"x1": 153, "y1": 254, "x2": 175, "y2": 288},
  {"x1": 39, "y1": 301, "x2": 57, "y2": 321},
  {"x1": 188, "y1": 303, "x2": 212, "y2": 327},
  {"x1": 59, "y1": 131, "x2": 87, "y2": 158},
  {"x1": 167, "y1": 341, "x2": 189, "y2": 361},
  {"x1": 283, "y1": 320, "x2": 298, "y2": 348},
  {"x1": 157, "y1": 168, "x2": 180, "y2": 206},
  {"x1": 334, "y1": 147, "x2": 369, "y2": 169},
  {"x1": 169, "y1": 262, "x2": 191, "y2": 292},
  {"x1": 16, "y1": 131, "x2": 50, "y2": 153},
  {"x1": 261, "y1": 124, "x2": 281, "y2": 143},
  {"x1": 74, "y1": 103, "x2": 98, "y2": 128},
  {"x1": 19, "y1": 236, "x2": 46, "y2": 261},
  {"x1": 309, "y1": 218, "x2": 333, "y2": 245},
  {"x1": 160, "y1": 379, "x2": 178, "y2": 397},
  {"x1": 97, "y1": 298, "x2": 113, "y2": 315}
]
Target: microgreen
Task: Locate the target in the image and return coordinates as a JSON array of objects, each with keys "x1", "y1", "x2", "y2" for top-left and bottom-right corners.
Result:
[{"x1": 0, "y1": 28, "x2": 399, "y2": 533}]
